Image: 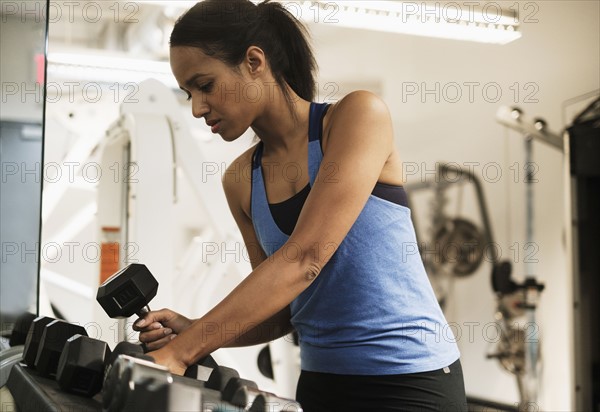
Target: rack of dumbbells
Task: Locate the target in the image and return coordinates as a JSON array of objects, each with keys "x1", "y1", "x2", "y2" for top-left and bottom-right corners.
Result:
[{"x1": 2, "y1": 264, "x2": 302, "y2": 411}]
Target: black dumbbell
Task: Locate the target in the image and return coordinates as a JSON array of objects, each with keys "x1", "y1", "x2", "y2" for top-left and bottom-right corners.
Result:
[
  {"x1": 105, "y1": 340, "x2": 218, "y2": 384},
  {"x1": 22, "y1": 316, "x2": 56, "y2": 367},
  {"x1": 248, "y1": 393, "x2": 304, "y2": 412},
  {"x1": 56, "y1": 334, "x2": 111, "y2": 396},
  {"x1": 105, "y1": 341, "x2": 219, "y2": 389},
  {"x1": 96, "y1": 263, "x2": 220, "y2": 379},
  {"x1": 96, "y1": 263, "x2": 158, "y2": 318},
  {"x1": 222, "y1": 377, "x2": 259, "y2": 407},
  {"x1": 96, "y1": 264, "x2": 165, "y2": 355},
  {"x1": 102, "y1": 354, "x2": 229, "y2": 412},
  {"x1": 35, "y1": 320, "x2": 88, "y2": 377},
  {"x1": 8, "y1": 312, "x2": 37, "y2": 347},
  {"x1": 104, "y1": 340, "x2": 150, "y2": 381},
  {"x1": 0, "y1": 312, "x2": 37, "y2": 387},
  {"x1": 102, "y1": 354, "x2": 172, "y2": 412},
  {"x1": 56, "y1": 337, "x2": 153, "y2": 397},
  {"x1": 205, "y1": 365, "x2": 240, "y2": 393}
]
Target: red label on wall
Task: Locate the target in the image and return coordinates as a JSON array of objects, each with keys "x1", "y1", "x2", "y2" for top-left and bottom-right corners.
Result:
[{"x1": 34, "y1": 53, "x2": 45, "y2": 84}]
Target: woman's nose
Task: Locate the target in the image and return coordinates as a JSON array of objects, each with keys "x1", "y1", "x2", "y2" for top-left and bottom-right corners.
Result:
[{"x1": 192, "y1": 95, "x2": 210, "y2": 119}]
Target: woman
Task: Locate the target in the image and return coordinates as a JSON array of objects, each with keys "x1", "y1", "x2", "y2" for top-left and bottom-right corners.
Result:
[{"x1": 133, "y1": 1, "x2": 467, "y2": 410}]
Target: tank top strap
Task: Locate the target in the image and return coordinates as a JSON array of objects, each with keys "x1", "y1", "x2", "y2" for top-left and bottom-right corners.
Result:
[
  {"x1": 250, "y1": 142, "x2": 267, "y2": 219},
  {"x1": 308, "y1": 102, "x2": 331, "y2": 186}
]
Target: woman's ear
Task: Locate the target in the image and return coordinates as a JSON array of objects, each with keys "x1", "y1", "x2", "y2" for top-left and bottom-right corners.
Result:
[{"x1": 245, "y1": 46, "x2": 267, "y2": 76}]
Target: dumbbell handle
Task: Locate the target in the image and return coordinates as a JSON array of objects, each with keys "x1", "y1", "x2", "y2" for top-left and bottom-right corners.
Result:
[{"x1": 136, "y1": 305, "x2": 151, "y2": 318}]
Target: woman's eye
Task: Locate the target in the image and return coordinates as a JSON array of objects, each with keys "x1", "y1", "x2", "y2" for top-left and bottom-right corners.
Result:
[
  {"x1": 198, "y1": 82, "x2": 213, "y2": 93},
  {"x1": 183, "y1": 82, "x2": 212, "y2": 101}
]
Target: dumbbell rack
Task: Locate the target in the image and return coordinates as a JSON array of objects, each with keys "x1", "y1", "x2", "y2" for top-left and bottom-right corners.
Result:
[
  {"x1": 5, "y1": 337, "x2": 300, "y2": 412},
  {"x1": 8, "y1": 364, "x2": 102, "y2": 411}
]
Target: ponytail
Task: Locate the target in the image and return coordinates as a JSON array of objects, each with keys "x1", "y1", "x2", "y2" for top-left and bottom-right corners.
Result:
[{"x1": 170, "y1": 0, "x2": 318, "y2": 121}]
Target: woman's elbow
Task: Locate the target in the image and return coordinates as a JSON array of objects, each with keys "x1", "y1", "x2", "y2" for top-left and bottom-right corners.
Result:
[
  {"x1": 304, "y1": 260, "x2": 322, "y2": 282},
  {"x1": 277, "y1": 242, "x2": 324, "y2": 287}
]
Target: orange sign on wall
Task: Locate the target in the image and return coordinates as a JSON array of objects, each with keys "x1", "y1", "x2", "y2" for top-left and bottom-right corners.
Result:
[{"x1": 100, "y1": 227, "x2": 120, "y2": 283}]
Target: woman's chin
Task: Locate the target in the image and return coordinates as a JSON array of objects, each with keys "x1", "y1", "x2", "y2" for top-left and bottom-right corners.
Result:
[{"x1": 220, "y1": 130, "x2": 243, "y2": 143}]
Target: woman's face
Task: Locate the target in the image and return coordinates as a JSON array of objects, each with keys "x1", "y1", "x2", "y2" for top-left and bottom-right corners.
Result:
[{"x1": 170, "y1": 46, "x2": 261, "y2": 142}]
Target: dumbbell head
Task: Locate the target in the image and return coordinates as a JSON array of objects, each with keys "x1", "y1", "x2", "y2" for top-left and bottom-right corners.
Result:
[
  {"x1": 56, "y1": 334, "x2": 111, "y2": 397},
  {"x1": 104, "y1": 341, "x2": 146, "y2": 381},
  {"x1": 22, "y1": 316, "x2": 55, "y2": 367},
  {"x1": 96, "y1": 263, "x2": 158, "y2": 318},
  {"x1": 102, "y1": 355, "x2": 171, "y2": 412},
  {"x1": 248, "y1": 393, "x2": 303, "y2": 412},
  {"x1": 183, "y1": 355, "x2": 218, "y2": 381},
  {"x1": 35, "y1": 320, "x2": 88, "y2": 377},
  {"x1": 8, "y1": 312, "x2": 37, "y2": 347},
  {"x1": 223, "y1": 378, "x2": 259, "y2": 407},
  {"x1": 205, "y1": 365, "x2": 240, "y2": 392},
  {"x1": 108, "y1": 341, "x2": 145, "y2": 360},
  {"x1": 104, "y1": 363, "x2": 209, "y2": 412}
]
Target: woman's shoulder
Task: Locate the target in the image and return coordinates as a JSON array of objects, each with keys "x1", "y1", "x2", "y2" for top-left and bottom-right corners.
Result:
[
  {"x1": 322, "y1": 90, "x2": 392, "y2": 153},
  {"x1": 222, "y1": 142, "x2": 259, "y2": 218},
  {"x1": 326, "y1": 90, "x2": 388, "y2": 119}
]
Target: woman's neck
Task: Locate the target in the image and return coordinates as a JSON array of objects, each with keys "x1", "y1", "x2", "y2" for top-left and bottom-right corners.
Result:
[{"x1": 251, "y1": 89, "x2": 311, "y2": 157}]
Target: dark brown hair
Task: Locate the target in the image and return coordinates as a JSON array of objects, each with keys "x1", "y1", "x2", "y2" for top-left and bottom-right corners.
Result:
[{"x1": 170, "y1": 0, "x2": 318, "y2": 121}]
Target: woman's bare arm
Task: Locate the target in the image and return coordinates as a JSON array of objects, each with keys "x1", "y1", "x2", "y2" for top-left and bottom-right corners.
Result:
[{"x1": 220, "y1": 149, "x2": 293, "y2": 347}]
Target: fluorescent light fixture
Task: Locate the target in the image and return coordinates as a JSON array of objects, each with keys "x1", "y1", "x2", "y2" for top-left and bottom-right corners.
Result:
[
  {"x1": 47, "y1": 51, "x2": 179, "y2": 88},
  {"x1": 104, "y1": 0, "x2": 521, "y2": 44},
  {"x1": 134, "y1": 0, "x2": 521, "y2": 44},
  {"x1": 295, "y1": 1, "x2": 521, "y2": 44}
]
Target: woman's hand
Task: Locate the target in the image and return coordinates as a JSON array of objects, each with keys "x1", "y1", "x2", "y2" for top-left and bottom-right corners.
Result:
[
  {"x1": 132, "y1": 309, "x2": 193, "y2": 351},
  {"x1": 146, "y1": 347, "x2": 187, "y2": 376}
]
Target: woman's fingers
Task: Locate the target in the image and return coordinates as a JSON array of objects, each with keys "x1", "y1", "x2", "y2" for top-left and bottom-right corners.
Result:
[
  {"x1": 133, "y1": 309, "x2": 190, "y2": 333},
  {"x1": 137, "y1": 321, "x2": 163, "y2": 333},
  {"x1": 133, "y1": 312, "x2": 167, "y2": 331},
  {"x1": 142, "y1": 334, "x2": 177, "y2": 352},
  {"x1": 139, "y1": 327, "x2": 173, "y2": 344},
  {"x1": 132, "y1": 309, "x2": 191, "y2": 349}
]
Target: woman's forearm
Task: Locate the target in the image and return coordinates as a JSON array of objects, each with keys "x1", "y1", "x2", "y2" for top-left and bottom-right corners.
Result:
[
  {"x1": 164, "y1": 250, "x2": 317, "y2": 366},
  {"x1": 223, "y1": 306, "x2": 293, "y2": 348}
]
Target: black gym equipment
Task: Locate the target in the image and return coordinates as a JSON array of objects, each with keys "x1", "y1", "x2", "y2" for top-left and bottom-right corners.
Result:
[
  {"x1": 96, "y1": 263, "x2": 158, "y2": 319},
  {"x1": 0, "y1": 312, "x2": 37, "y2": 387},
  {"x1": 35, "y1": 320, "x2": 88, "y2": 377},
  {"x1": 432, "y1": 217, "x2": 486, "y2": 277},
  {"x1": 405, "y1": 163, "x2": 491, "y2": 309},
  {"x1": 205, "y1": 365, "x2": 240, "y2": 392},
  {"x1": 8, "y1": 312, "x2": 37, "y2": 347},
  {"x1": 257, "y1": 344, "x2": 275, "y2": 379},
  {"x1": 102, "y1": 354, "x2": 228, "y2": 412},
  {"x1": 0, "y1": 346, "x2": 25, "y2": 387},
  {"x1": 222, "y1": 377, "x2": 259, "y2": 406},
  {"x1": 22, "y1": 316, "x2": 56, "y2": 368},
  {"x1": 57, "y1": 337, "x2": 168, "y2": 398},
  {"x1": 94, "y1": 263, "x2": 304, "y2": 411},
  {"x1": 56, "y1": 334, "x2": 111, "y2": 397},
  {"x1": 248, "y1": 393, "x2": 303, "y2": 412},
  {"x1": 102, "y1": 353, "x2": 301, "y2": 412},
  {"x1": 96, "y1": 263, "x2": 218, "y2": 380},
  {"x1": 566, "y1": 95, "x2": 600, "y2": 412}
]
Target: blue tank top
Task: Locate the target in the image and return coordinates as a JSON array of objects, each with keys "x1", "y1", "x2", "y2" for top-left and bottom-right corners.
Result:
[{"x1": 251, "y1": 102, "x2": 460, "y2": 375}]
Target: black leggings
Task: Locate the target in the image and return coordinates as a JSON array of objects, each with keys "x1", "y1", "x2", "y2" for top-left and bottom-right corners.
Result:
[{"x1": 296, "y1": 359, "x2": 467, "y2": 412}]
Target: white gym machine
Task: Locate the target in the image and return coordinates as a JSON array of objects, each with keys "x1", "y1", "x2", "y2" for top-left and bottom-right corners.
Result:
[{"x1": 491, "y1": 106, "x2": 564, "y2": 411}]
